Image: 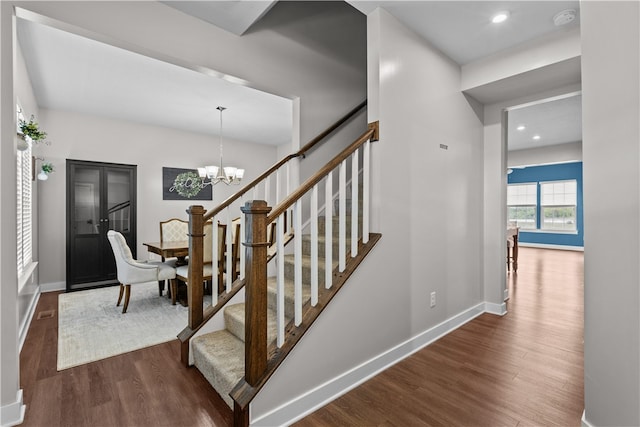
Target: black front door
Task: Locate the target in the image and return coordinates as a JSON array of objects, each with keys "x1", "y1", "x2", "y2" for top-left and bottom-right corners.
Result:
[{"x1": 66, "y1": 160, "x2": 136, "y2": 291}]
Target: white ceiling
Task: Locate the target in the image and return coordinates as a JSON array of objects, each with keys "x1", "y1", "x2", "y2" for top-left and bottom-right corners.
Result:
[
  {"x1": 508, "y1": 94, "x2": 582, "y2": 151},
  {"x1": 161, "y1": 1, "x2": 277, "y2": 36},
  {"x1": 16, "y1": 16, "x2": 293, "y2": 146},
  {"x1": 348, "y1": 1, "x2": 580, "y2": 65},
  {"x1": 17, "y1": 1, "x2": 582, "y2": 151}
]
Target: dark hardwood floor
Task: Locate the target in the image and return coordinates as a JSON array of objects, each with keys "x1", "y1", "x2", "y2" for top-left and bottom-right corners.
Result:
[
  {"x1": 20, "y1": 247, "x2": 583, "y2": 426},
  {"x1": 295, "y1": 247, "x2": 584, "y2": 426},
  {"x1": 19, "y1": 291, "x2": 233, "y2": 427}
]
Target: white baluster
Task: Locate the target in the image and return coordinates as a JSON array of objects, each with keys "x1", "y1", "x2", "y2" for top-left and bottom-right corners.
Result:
[
  {"x1": 226, "y1": 207, "x2": 232, "y2": 292},
  {"x1": 276, "y1": 214, "x2": 285, "y2": 347},
  {"x1": 339, "y1": 159, "x2": 346, "y2": 272},
  {"x1": 239, "y1": 208, "x2": 245, "y2": 280},
  {"x1": 311, "y1": 184, "x2": 318, "y2": 306},
  {"x1": 325, "y1": 173, "x2": 333, "y2": 289},
  {"x1": 351, "y1": 150, "x2": 359, "y2": 257},
  {"x1": 265, "y1": 175, "x2": 271, "y2": 206},
  {"x1": 294, "y1": 199, "x2": 302, "y2": 326},
  {"x1": 211, "y1": 214, "x2": 219, "y2": 305},
  {"x1": 286, "y1": 162, "x2": 290, "y2": 198},
  {"x1": 363, "y1": 140, "x2": 370, "y2": 244},
  {"x1": 276, "y1": 167, "x2": 281, "y2": 204}
]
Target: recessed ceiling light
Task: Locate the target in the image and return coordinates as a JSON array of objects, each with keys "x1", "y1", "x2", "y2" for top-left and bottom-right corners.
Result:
[
  {"x1": 532, "y1": 135, "x2": 541, "y2": 140},
  {"x1": 553, "y1": 9, "x2": 576, "y2": 26},
  {"x1": 492, "y1": 11, "x2": 510, "y2": 24},
  {"x1": 517, "y1": 125, "x2": 526, "y2": 131}
]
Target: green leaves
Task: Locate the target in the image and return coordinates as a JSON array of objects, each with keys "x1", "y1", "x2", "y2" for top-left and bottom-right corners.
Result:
[{"x1": 19, "y1": 115, "x2": 48, "y2": 141}]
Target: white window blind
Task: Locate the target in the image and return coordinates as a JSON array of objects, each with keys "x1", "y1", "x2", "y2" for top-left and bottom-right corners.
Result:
[
  {"x1": 16, "y1": 105, "x2": 33, "y2": 281},
  {"x1": 541, "y1": 180, "x2": 577, "y2": 231},
  {"x1": 507, "y1": 183, "x2": 537, "y2": 230}
]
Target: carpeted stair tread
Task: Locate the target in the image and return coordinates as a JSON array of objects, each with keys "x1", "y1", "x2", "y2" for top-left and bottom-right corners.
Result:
[
  {"x1": 267, "y1": 276, "x2": 312, "y2": 319},
  {"x1": 301, "y1": 233, "x2": 352, "y2": 259},
  {"x1": 224, "y1": 303, "x2": 283, "y2": 344},
  {"x1": 192, "y1": 329, "x2": 244, "y2": 409},
  {"x1": 284, "y1": 253, "x2": 339, "y2": 284}
]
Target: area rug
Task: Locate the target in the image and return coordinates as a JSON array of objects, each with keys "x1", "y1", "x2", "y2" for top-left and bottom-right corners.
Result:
[{"x1": 57, "y1": 281, "x2": 210, "y2": 370}]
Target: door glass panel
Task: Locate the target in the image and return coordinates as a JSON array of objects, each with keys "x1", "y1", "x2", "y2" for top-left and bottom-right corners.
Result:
[
  {"x1": 107, "y1": 170, "x2": 131, "y2": 233},
  {"x1": 74, "y1": 168, "x2": 100, "y2": 235}
]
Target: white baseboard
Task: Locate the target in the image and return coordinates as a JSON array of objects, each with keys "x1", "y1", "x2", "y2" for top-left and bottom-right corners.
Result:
[
  {"x1": 18, "y1": 289, "x2": 41, "y2": 352},
  {"x1": 581, "y1": 410, "x2": 594, "y2": 427},
  {"x1": 519, "y1": 242, "x2": 584, "y2": 252},
  {"x1": 251, "y1": 302, "x2": 492, "y2": 426},
  {"x1": 0, "y1": 390, "x2": 25, "y2": 427},
  {"x1": 40, "y1": 281, "x2": 66, "y2": 292},
  {"x1": 484, "y1": 301, "x2": 507, "y2": 316}
]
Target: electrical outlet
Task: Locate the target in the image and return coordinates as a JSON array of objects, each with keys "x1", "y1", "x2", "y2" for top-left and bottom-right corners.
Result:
[{"x1": 430, "y1": 291, "x2": 436, "y2": 308}]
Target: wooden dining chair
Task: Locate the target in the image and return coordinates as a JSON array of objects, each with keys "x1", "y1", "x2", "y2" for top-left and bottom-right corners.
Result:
[
  {"x1": 173, "y1": 222, "x2": 227, "y2": 305},
  {"x1": 507, "y1": 226, "x2": 519, "y2": 272},
  {"x1": 158, "y1": 218, "x2": 188, "y2": 297},
  {"x1": 231, "y1": 217, "x2": 241, "y2": 282}
]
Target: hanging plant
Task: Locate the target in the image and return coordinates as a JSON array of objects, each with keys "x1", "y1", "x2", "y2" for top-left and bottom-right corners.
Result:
[
  {"x1": 41, "y1": 162, "x2": 54, "y2": 174},
  {"x1": 19, "y1": 115, "x2": 49, "y2": 144}
]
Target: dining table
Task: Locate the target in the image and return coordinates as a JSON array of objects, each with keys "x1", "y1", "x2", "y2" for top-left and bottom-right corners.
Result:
[
  {"x1": 144, "y1": 240, "x2": 190, "y2": 305},
  {"x1": 143, "y1": 240, "x2": 189, "y2": 266}
]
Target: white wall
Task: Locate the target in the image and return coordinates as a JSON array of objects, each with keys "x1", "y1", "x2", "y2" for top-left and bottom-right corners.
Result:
[
  {"x1": 36, "y1": 109, "x2": 278, "y2": 288},
  {"x1": 582, "y1": 2, "x2": 640, "y2": 425},
  {"x1": 508, "y1": 141, "x2": 582, "y2": 168},
  {"x1": 0, "y1": 2, "x2": 25, "y2": 425},
  {"x1": 251, "y1": 8, "x2": 484, "y2": 423}
]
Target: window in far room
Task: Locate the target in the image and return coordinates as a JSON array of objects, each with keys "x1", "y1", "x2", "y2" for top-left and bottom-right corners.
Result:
[
  {"x1": 507, "y1": 183, "x2": 537, "y2": 230},
  {"x1": 541, "y1": 180, "x2": 577, "y2": 231}
]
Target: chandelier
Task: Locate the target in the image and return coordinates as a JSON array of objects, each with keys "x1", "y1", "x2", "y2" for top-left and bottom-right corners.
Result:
[{"x1": 198, "y1": 106, "x2": 244, "y2": 186}]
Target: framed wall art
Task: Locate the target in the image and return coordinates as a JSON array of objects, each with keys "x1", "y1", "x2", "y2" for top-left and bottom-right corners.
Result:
[{"x1": 162, "y1": 167, "x2": 212, "y2": 201}]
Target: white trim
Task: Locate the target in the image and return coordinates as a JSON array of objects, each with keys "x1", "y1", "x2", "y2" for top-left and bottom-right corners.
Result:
[
  {"x1": 40, "y1": 281, "x2": 66, "y2": 292},
  {"x1": 519, "y1": 242, "x2": 584, "y2": 251},
  {"x1": 251, "y1": 302, "x2": 494, "y2": 426},
  {"x1": 18, "y1": 288, "x2": 40, "y2": 352},
  {"x1": 581, "y1": 410, "x2": 594, "y2": 427},
  {"x1": 484, "y1": 301, "x2": 507, "y2": 316},
  {"x1": 17, "y1": 261, "x2": 37, "y2": 292},
  {"x1": 521, "y1": 229, "x2": 578, "y2": 235},
  {"x1": 0, "y1": 390, "x2": 25, "y2": 427}
]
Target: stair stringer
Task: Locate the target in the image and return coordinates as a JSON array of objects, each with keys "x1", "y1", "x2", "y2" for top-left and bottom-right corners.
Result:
[{"x1": 229, "y1": 233, "x2": 381, "y2": 421}]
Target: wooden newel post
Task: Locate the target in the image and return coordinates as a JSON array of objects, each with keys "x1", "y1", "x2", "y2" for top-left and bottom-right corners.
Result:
[
  {"x1": 187, "y1": 205, "x2": 205, "y2": 328},
  {"x1": 241, "y1": 200, "x2": 272, "y2": 386}
]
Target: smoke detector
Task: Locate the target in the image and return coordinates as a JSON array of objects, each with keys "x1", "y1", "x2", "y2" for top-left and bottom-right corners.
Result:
[{"x1": 553, "y1": 9, "x2": 576, "y2": 26}]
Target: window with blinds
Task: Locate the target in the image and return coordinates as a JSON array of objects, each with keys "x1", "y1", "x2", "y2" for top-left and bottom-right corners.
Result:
[
  {"x1": 17, "y1": 104, "x2": 33, "y2": 284},
  {"x1": 541, "y1": 180, "x2": 577, "y2": 231},
  {"x1": 507, "y1": 183, "x2": 537, "y2": 230}
]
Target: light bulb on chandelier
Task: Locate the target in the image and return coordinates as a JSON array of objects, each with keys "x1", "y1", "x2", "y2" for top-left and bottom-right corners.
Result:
[{"x1": 198, "y1": 106, "x2": 244, "y2": 186}]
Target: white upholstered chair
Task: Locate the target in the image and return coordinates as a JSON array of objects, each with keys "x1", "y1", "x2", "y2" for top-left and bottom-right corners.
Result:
[{"x1": 107, "y1": 230, "x2": 177, "y2": 313}]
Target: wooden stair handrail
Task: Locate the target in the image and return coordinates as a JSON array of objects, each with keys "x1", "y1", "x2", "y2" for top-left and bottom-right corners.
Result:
[
  {"x1": 267, "y1": 125, "x2": 375, "y2": 223},
  {"x1": 203, "y1": 100, "x2": 367, "y2": 222}
]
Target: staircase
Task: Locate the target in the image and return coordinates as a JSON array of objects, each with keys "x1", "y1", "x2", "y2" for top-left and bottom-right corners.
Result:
[
  {"x1": 191, "y1": 211, "x2": 355, "y2": 409},
  {"x1": 179, "y1": 111, "x2": 379, "y2": 425}
]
